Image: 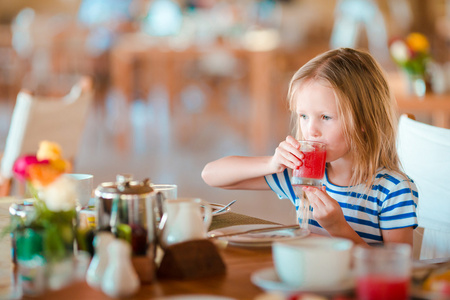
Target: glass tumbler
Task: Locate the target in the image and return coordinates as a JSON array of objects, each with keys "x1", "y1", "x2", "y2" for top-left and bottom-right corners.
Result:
[
  {"x1": 290, "y1": 140, "x2": 326, "y2": 229},
  {"x1": 354, "y1": 243, "x2": 412, "y2": 300}
]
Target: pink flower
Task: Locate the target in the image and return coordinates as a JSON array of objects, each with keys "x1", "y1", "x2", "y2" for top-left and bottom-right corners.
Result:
[{"x1": 12, "y1": 155, "x2": 49, "y2": 182}]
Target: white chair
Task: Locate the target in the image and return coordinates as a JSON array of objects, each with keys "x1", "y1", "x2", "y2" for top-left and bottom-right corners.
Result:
[
  {"x1": 0, "y1": 76, "x2": 94, "y2": 196},
  {"x1": 397, "y1": 114, "x2": 450, "y2": 260}
]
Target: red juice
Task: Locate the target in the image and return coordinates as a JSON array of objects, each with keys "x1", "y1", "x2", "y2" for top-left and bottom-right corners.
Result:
[
  {"x1": 293, "y1": 148, "x2": 326, "y2": 180},
  {"x1": 356, "y1": 275, "x2": 410, "y2": 300}
]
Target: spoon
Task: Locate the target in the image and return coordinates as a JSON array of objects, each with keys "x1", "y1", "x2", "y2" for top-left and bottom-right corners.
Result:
[{"x1": 213, "y1": 200, "x2": 237, "y2": 215}]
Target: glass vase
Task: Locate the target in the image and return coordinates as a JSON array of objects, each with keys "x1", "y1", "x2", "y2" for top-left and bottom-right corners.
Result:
[
  {"x1": 44, "y1": 209, "x2": 77, "y2": 291},
  {"x1": 406, "y1": 73, "x2": 427, "y2": 98},
  {"x1": 12, "y1": 203, "x2": 77, "y2": 295},
  {"x1": 15, "y1": 227, "x2": 46, "y2": 296}
]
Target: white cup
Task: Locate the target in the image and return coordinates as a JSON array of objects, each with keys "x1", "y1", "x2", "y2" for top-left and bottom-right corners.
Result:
[
  {"x1": 64, "y1": 174, "x2": 94, "y2": 208},
  {"x1": 272, "y1": 237, "x2": 353, "y2": 287}
]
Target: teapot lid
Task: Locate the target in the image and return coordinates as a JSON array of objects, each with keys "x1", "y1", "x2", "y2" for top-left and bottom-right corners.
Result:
[{"x1": 95, "y1": 174, "x2": 154, "y2": 199}]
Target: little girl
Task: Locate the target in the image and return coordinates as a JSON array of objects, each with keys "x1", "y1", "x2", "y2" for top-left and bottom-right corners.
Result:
[{"x1": 202, "y1": 48, "x2": 418, "y2": 246}]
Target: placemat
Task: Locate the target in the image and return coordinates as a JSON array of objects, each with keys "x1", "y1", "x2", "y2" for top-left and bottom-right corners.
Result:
[{"x1": 209, "y1": 212, "x2": 277, "y2": 231}]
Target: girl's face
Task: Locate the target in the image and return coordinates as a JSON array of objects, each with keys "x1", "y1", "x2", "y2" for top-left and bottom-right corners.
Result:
[{"x1": 294, "y1": 80, "x2": 351, "y2": 163}]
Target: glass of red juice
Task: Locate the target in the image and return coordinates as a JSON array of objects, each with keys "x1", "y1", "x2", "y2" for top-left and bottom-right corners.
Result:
[
  {"x1": 354, "y1": 244, "x2": 412, "y2": 300},
  {"x1": 291, "y1": 141, "x2": 326, "y2": 187},
  {"x1": 290, "y1": 141, "x2": 326, "y2": 229}
]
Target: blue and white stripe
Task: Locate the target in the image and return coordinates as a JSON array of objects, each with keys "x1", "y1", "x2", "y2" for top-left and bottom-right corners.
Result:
[{"x1": 265, "y1": 168, "x2": 418, "y2": 243}]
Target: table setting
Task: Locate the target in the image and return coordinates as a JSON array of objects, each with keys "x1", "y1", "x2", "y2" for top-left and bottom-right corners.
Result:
[
  {"x1": 2, "y1": 200, "x2": 450, "y2": 300},
  {"x1": 1, "y1": 141, "x2": 450, "y2": 300}
]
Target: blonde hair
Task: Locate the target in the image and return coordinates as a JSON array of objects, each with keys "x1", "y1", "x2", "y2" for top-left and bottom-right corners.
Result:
[{"x1": 287, "y1": 48, "x2": 403, "y2": 188}]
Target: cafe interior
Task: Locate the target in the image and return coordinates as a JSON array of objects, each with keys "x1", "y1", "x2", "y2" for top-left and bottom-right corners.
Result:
[{"x1": 0, "y1": 0, "x2": 450, "y2": 299}]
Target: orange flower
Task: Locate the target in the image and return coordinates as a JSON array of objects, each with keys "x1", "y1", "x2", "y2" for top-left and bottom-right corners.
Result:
[
  {"x1": 406, "y1": 32, "x2": 430, "y2": 54},
  {"x1": 28, "y1": 163, "x2": 65, "y2": 187}
]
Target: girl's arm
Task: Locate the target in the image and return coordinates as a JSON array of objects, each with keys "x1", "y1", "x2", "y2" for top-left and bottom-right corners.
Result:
[
  {"x1": 327, "y1": 226, "x2": 414, "y2": 248},
  {"x1": 202, "y1": 136, "x2": 304, "y2": 190},
  {"x1": 201, "y1": 156, "x2": 276, "y2": 190},
  {"x1": 381, "y1": 227, "x2": 413, "y2": 247}
]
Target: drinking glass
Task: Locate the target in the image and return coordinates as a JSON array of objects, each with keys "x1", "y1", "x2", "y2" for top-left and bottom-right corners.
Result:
[
  {"x1": 150, "y1": 184, "x2": 178, "y2": 226},
  {"x1": 290, "y1": 141, "x2": 326, "y2": 229},
  {"x1": 354, "y1": 243, "x2": 412, "y2": 300},
  {"x1": 151, "y1": 184, "x2": 177, "y2": 201}
]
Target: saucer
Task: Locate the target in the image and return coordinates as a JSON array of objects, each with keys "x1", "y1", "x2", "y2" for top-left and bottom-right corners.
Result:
[{"x1": 251, "y1": 267, "x2": 355, "y2": 295}]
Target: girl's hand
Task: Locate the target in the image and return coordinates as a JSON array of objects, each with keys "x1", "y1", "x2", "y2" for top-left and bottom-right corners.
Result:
[
  {"x1": 303, "y1": 186, "x2": 347, "y2": 233},
  {"x1": 269, "y1": 136, "x2": 304, "y2": 173}
]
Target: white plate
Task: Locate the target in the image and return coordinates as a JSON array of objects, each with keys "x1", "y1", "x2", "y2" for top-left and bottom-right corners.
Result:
[
  {"x1": 251, "y1": 267, "x2": 355, "y2": 295},
  {"x1": 207, "y1": 224, "x2": 309, "y2": 247}
]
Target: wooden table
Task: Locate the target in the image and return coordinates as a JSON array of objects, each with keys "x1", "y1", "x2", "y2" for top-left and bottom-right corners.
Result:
[
  {"x1": 389, "y1": 72, "x2": 450, "y2": 129},
  {"x1": 396, "y1": 92, "x2": 450, "y2": 129},
  {"x1": 23, "y1": 246, "x2": 274, "y2": 300}
]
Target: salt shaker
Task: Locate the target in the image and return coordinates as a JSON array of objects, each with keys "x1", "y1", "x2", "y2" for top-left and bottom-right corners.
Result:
[
  {"x1": 101, "y1": 239, "x2": 140, "y2": 298},
  {"x1": 86, "y1": 231, "x2": 114, "y2": 289}
]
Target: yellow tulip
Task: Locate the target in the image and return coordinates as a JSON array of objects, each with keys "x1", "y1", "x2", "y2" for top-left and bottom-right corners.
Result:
[
  {"x1": 37, "y1": 140, "x2": 63, "y2": 161},
  {"x1": 51, "y1": 158, "x2": 72, "y2": 173}
]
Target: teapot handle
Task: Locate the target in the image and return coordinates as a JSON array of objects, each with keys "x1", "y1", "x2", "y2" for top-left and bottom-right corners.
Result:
[{"x1": 199, "y1": 199, "x2": 212, "y2": 231}]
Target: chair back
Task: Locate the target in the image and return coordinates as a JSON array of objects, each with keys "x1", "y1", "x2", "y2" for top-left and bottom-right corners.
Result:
[
  {"x1": 397, "y1": 114, "x2": 450, "y2": 259},
  {"x1": 0, "y1": 76, "x2": 93, "y2": 195}
]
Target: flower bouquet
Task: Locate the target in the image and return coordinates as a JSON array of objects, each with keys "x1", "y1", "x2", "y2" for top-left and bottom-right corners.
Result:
[
  {"x1": 389, "y1": 32, "x2": 431, "y2": 96},
  {"x1": 10, "y1": 141, "x2": 78, "y2": 294}
]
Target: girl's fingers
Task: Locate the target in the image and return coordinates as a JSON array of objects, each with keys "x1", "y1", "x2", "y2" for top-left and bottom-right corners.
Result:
[
  {"x1": 277, "y1": 145, "x2": 302, "y2": 169},
  {"x1": 280, "y1": 140, "x2": 301, "y2": 155},
  {"x1": 304, "y1": 188, "x2": 326, "y2": 207},
  {"x1": 307, "y1": 191, "x2": 327, "y2": 220},
  {"x1": 309, "y1": 201, "x2": 320, "y2": 215},
  {"x1": 286, "y1": 136, "x2": 300, "y2": 148},
  {"x1": 305, "y1": 186, "x2": 333, "y2": 208},
  {"x1": 273, "y1": 136, "x2": 306, "y2": 170},
  {"x1": 284, "y1": 136, "x2": 304, "y2": 159}
]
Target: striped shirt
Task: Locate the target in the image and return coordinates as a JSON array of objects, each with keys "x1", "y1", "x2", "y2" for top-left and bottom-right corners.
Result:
[{"x1": 265, "y1": 168, "x2": 418, "y2": 244}]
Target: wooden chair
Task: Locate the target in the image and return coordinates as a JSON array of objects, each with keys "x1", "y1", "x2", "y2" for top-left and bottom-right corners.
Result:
[
  {"x1": 0, "y1": 76, "x2": 94, "y2": 197},
  {"x1": 397, "y1": 113, "x2": 450, "y2": 260}
]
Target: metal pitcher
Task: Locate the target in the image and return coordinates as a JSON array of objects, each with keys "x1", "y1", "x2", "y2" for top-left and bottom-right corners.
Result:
[{"x1": 94, "y1": 174, "x2": 156, "y2": 257}]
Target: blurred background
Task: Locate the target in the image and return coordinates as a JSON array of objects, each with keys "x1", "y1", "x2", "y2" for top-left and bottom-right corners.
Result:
[{"x1": 1, "y1": 0, "x2": 449, "y2": 224}]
